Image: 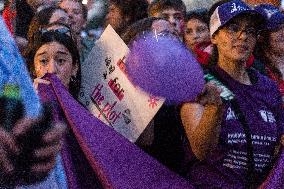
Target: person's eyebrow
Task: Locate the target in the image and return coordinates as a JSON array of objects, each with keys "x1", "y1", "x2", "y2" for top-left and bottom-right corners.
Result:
[
  {"x1": 56, "y1": 51, "x2": 69, "y2": 55},
  {"x1": 174, "y1": 13, "x2": 182, "y2": 16},
  {"x1": 35, "y1": 52, "x2": 47, "y2": 57}
]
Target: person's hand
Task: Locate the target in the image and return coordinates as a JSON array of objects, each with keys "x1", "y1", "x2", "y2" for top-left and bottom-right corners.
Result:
[
  {"x1": 33, "y1": 78, "x2": 50, "y2": 94},
  {"x1": 0, "y1": 127, "x2": 19, "y2": 174},
  {"x1": 12, "y1": 117, "x2": 66, "y2": 176},
  {"x1": 196, "y1": 82, "x2": 223, "y2": 106},
  {"x1": 32, "y1": 122, "x2": 65, "y2": 173}
]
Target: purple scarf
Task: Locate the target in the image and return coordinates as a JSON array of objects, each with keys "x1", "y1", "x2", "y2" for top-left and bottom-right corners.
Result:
[{"x1": 38, "y1": 73, "x2": 194, "y2": 189}]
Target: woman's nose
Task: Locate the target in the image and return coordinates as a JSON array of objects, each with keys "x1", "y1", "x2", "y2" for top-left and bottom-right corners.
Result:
[{"x1": 47, "y1": 60, "x2": 57, "y2": 74}]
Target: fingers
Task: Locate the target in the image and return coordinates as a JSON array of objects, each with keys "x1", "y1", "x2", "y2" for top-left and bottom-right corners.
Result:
[
  {"x1": 33, "y1": 78, "x2": 51, "y2": 85},
  {"x1": 34, "y1": 122, "x2": 65, "y2": 159},
  {"x1": 0, "y1": 146, "x2": 14, "y2": 173},
  {"x1": 0, "y1": 127, "x2": 19, "y2": 154},
  {"x1": 197, "y1": 82, "x2": 223, "y2": 106},
  {"x1": 42, "y1": 122, "x2": 66, "y2": 144},
  {"x1": 206, "y1": 82, "x2": 222, "y2": 95},
  {"x1": 34, "y1": 141, "x2": 62, "y2": 159},
  {"x1": 12, "y1": 117, "x2": 38, "y2": 137},
  {"x1": 31, "y1": 158, "x2": 56, "y2": 174},
  {"x1": 33, "y1": 78, "x2": 50, "y2": 93},
  {"x1": 0, "y1": 127, "x2": 16, "y2": 173}
]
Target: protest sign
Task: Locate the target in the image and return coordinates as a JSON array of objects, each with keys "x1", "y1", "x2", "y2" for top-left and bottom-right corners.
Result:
[{"x1": 79, "y1": 25, "x2": 164, "y2": 142}]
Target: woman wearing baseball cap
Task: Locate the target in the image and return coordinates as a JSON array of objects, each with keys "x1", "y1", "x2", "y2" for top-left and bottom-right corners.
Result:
[
  {"x1": 180, "y1": 0, "x2": 284, "y2": 188},
  {"x1": 254, "y1": 4, "x2": 284, "y2": 103}
]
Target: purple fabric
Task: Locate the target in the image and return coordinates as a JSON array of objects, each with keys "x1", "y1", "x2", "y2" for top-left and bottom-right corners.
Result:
[
  {"x1": 260, "y1": 148, "x2": 284, "y2": 188},
  {"x1": 189, "y1": 67, "x2": 284, "y2": 188},
  {"x1": 37, "y1": 83, "x2": 63, "y2": 122},
  {"x1": 38, "y1": 73, "x2": 194, "y2": 189}
]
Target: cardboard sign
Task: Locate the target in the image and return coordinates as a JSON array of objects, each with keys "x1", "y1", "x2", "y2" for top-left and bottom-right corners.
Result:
[{"x1": 79, "y1": 25, "x2": 164, "y2": 142}]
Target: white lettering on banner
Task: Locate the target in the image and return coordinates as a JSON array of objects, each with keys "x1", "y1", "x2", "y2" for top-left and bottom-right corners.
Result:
[
  {"x1": 223, "y1": 150, "x2": 272, "y2": 172},
  {"x1": 227, "y1": 133, "x2": 276, "y2": 146},
  {"x1": 230, "y1": 3, "x2": 249, "y2": 13}
]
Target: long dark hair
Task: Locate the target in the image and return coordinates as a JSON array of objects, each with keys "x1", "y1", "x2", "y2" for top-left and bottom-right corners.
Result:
[{"x1": 24, "y1": 31, "x2": 81, "y2": 99}]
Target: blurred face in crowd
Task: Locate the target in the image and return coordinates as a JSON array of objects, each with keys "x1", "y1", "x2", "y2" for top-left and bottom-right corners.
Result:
[
  {"x1": 212, "y1": 16, "x2": 257, "y2": 63},
  {"x1": 151, "y1": 19, "x2": 178, "y2": 38},
  {"x1": 34, "y1": 41, "x2": 78, "y2": 88},
  {"x1": 184, "y1": 18, "x2": 210, "y2": 50},
  {"x1": 49, "y1": 9, "x2": 70, "y2": 26},
  {"x1": 59, "y1": 0, "x2": 86, "y2": 34},
  {"x1": 104, "y1": 3, "x2": 126, "y2": 32},
  {"x1": 268, "y1": 23, "x2": 284, "y2": 56},
  {"x1": 27, "y1": 0, "x2": 59, "y2": 10},
  {"x1": 151, "y1": 8, "x2": 185, "y2": 37}
]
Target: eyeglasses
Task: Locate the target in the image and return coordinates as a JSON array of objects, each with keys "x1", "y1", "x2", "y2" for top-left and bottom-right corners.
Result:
[
  {"x1": 32, "y1": 25, "x2": 75, "y2": 44},
  {"x1": 225, "y1": 23, "x2": 257, "y2": 37},
  {"x1": 39, "y1": 27, "x2": 72, "y2": 37}
]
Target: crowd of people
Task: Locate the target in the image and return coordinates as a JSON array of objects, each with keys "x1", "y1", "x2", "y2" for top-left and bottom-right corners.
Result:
[{"x1": 0, "y1": 0, "x2": 284, "y2": 188}]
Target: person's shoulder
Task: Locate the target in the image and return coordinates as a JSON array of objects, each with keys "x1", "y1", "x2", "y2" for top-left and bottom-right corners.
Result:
[{"x1": 250, "y1": 68, "x2": 280, "y2": 98}]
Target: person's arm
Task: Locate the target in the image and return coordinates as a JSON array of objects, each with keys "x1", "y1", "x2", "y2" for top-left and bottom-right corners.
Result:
[{"x1": 180, "y1": 82, "x2": 224, "y2": 160}]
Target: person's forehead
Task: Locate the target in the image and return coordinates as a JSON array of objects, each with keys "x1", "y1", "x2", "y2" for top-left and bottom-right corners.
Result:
[
  {"x1": 228, "y1": 15, "x2": 256, "y2": 27},
  {"x1": 153, "y1": 8, "x2": 183, "y2": 17},
  {"x1": 109, "y1": 3, "x2": 121, "y2": 13},
  {"x1": 49, "y1": 10, "x2": 69, "y2": 24},
  {"x1": 60, "y1": 0, "x2": 82, "y2": 11},
  {"x1": 36, "y1": 42, "x2": 70, "y2": 56},
  {"x1": 47, "y1": 24, "x2": 69, "y2": 31},
  {"x1": 187, "y1": 18, "x2": 207, "y2": 26},
  {"x1": 152, "y1": 19, "x2": 171, "y2": 30},
  {"x1": 160, "y1": 8, "x2": 183, "y2": 16}
]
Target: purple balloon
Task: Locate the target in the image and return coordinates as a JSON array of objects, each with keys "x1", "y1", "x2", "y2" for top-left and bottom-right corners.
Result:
[{"x1": 126, "y1": 32, "x2": 205, "y2": 104}]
